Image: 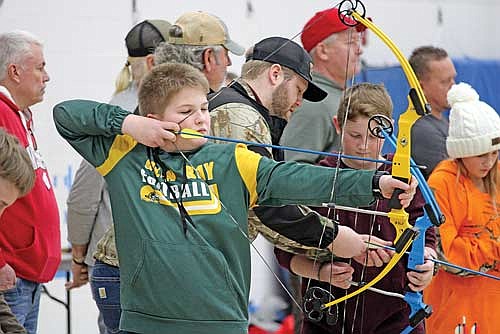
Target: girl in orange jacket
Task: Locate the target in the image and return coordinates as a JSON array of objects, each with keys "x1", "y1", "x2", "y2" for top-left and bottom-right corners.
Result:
[{"x1": 425, "y1": 83, "x2": 500, "y2": 334}]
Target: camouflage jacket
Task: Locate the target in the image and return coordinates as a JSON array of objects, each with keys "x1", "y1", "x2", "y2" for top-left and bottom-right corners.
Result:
[
  {"x1": 210, "y1": 81, "x2": 273, "y2": 156},
  {"x1": 210, "y1": 80, "x2": 333, "y2": 258},
  {"x1": 93, "y1": 226, "x2": 119, "y2": 267}
]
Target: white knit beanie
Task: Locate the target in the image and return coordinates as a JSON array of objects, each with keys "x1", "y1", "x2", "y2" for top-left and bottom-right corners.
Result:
[{"x1": 446, "y1": 83, "x2": 500, "y2": 159}]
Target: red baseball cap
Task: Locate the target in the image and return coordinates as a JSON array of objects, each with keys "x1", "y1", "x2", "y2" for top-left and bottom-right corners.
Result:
[{"x1": 301, "y1": 8, "x2": 365, "y2": 52}]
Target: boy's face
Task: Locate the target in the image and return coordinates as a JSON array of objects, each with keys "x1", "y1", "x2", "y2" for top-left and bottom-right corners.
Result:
[
  {"x1": 0, "y1": 176, "x2": 20, "y2": 217},
  {"x1": 151, "y1": 86, "x2": 210, "y2": 152},
  {"x1": 333, "y1": 115, "x2": 385, "y2": 170}
]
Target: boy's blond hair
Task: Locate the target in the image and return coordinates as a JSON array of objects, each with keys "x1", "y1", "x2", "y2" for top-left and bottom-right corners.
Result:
[
  {"x1": 337, "y1": 83, "x2": 393, "y2": 130},
  {"x1": 0, "y1": 128, "x2": 35, "y2": 197},
  {"x1": 138, "y1": 63, "x2": 209, "y2": 117}
]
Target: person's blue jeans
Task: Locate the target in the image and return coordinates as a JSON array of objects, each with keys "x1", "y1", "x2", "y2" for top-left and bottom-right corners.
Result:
[
  {"x1": 91, "y1": 260, "x2": 132, "y2": 334},
  {"x1": 3, "y1": 277, "x2": 41, "y2": 334},
  {"x1": 87, "y1": 264, "x2": 107, "y2": 334}
]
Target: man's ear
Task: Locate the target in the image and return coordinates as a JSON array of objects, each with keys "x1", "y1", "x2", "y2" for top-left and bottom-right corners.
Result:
[
  {"x1": 202, "y1": 48, "x2": 214, "y2": 73},
  {"x1": 315, "y1": 42, "x2": 330, "y2": 61},
  {"x1": 332, "y1": 116, "x2": 342, "y2": 135},
  {"x1": 268, "y1": 64, "x2": 283, "y2": 86},
  {"x1": 145, "y1": 54, "x2": 155, "y2": 71},
  {"x1": 7, "y1": 64, "x2": 21, "y2": 83}
]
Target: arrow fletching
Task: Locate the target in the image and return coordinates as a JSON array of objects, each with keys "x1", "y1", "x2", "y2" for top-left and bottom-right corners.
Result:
[{"x1": 177, "y1": 128, "x2": 203, "y2": 139}]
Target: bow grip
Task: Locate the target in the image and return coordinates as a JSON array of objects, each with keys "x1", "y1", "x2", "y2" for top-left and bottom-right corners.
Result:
[{"x1": 388, "y1": 176, "x2": 409, "y2": 210}]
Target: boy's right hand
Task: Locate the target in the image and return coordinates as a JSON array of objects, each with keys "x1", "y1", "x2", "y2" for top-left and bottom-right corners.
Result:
[
  {"x1": 318, "y1": 262, "x2": 354, "y2": 289},
  {"x1": 352, "y1": 235, "x2": 394, "y2": 267},
  {"x1": 327, "y1": 225, "x2": 367, "y2": 258},
  {"x1": 327, "y1": 227, "x2": 393, "y2": 265},
  {"x1": 122, "y1": 114, "x2": 180, "y2": 148}
]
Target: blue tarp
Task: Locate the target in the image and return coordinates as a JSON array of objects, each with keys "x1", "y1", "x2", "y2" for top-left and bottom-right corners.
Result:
[
  {"x1": 355, "y1": 58, "x2": 500, "y2": 153},
  {"x1": 357, "y1": 58, "x2": 500, "y2": 122}
]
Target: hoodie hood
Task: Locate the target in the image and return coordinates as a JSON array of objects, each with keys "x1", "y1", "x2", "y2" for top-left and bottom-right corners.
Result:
[
  {"x1": 430, "y1": 159, "x2": 477, "y2": 225},
  {"x1": 431, "y1": 159, "x2": 459, "y2": 178}
]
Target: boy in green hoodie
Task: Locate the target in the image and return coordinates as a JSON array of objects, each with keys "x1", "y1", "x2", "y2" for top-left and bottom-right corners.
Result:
[{"x1": 53, "y1": 63, "x2": 416, "y2": 334}]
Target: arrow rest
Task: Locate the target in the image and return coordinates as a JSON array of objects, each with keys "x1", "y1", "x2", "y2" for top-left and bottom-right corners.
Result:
[{"x1": 303, "y1": 287, "x2": 339, "y2": 325}]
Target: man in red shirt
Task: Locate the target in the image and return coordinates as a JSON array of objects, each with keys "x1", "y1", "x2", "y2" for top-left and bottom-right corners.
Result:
[{"x1": 0, "y1": 30, "x2": 61, "y2": 334}]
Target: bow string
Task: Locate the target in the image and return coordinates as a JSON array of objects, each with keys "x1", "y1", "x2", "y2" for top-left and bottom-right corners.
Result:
[
  {"x1": 369, "y1": 115, "x2": 446, "y2": 333},
  {"x1": 318, "y1": 0, "x2": 430, "y2": 314},
  {"x1": 341, "y1": 2, "x2": 449, "y2": 331}
]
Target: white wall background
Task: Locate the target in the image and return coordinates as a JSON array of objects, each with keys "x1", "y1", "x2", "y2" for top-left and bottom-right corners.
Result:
[{"x1": 1, "y1": 0, "x2": 499, "y2": 333}]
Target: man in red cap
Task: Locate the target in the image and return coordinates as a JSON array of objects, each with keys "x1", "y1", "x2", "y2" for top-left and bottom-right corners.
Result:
[{"x1": 280, "y1": 7, "x2": 365, "y2": 164}]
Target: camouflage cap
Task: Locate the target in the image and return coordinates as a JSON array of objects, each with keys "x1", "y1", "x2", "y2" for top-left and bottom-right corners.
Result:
[{"x1": 168, "y1": 11, "x2": 245, "y2": 56}]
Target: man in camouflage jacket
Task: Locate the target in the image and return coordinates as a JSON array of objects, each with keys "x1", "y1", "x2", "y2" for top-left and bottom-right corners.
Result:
[{"x1": 209, "y1": 37, "x2": 334, "y2": 258}]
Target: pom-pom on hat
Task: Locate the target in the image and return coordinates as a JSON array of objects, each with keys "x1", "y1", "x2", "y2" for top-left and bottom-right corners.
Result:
[{"x1": 446, "y1": 82, "x2": 500, "y2": 158}]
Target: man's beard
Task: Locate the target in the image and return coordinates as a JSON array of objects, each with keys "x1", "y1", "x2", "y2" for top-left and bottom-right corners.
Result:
[{"x1": 270, "y1": 82, "x2": 290, "y2": 119}]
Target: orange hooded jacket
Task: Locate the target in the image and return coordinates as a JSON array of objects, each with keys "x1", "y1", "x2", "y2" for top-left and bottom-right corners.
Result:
[{"x1": 425, "y1": 160, "x2": 500, "y2": 334}]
